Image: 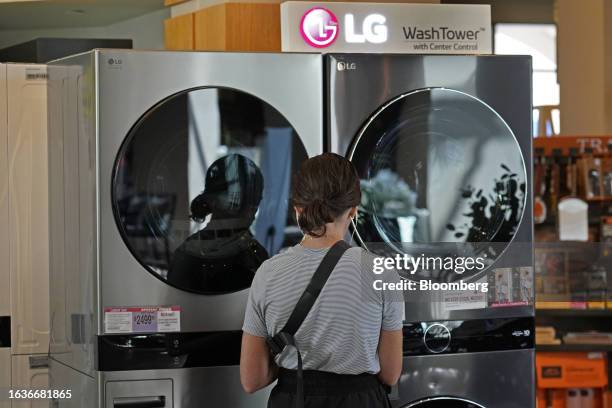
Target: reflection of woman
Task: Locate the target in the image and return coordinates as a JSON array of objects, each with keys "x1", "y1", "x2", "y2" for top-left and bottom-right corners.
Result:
[{"x1": 169, "y1": 154, "x2": 269, "y2": 293}]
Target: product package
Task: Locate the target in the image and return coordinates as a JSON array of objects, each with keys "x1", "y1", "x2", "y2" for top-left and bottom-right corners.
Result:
[
  {"x1": 536, "y1": 352, "x2": 608, "y2": 389},
  {"x1": 535, "y1": 248, "x2": 570, "y2": 307}
]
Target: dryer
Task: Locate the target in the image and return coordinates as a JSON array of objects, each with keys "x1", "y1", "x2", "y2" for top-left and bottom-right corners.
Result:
[
  {"x1": 326, "y1": 53, "x2": 534, "y2": 321},
  {"x1": 326, "y1": 54, "x2": 535, "y2": 408},
  {"x1": 47, "y1": 50, "x2": 323, "y2": 408},
  {"x1": 396, "y1": 316, "x2": 535, "y2": 408}
]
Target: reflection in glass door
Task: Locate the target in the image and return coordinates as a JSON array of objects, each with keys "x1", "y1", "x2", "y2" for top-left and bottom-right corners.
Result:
[
  {"x1": 350, "y1": 88, "x2": 527, "y2": 279},
  {"x1": 113, "y1": 88, "x2": 308, "y2": 294}
]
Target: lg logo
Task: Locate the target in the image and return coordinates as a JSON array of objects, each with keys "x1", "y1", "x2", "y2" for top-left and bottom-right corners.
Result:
[
  {"x1": 300, "y1": 8, "x2": 388, "y2": 48},
  {"x1": 107, "y1": 57, "x2": 123, "y2": 69},
  {"x1": 337, "y1": 62, "x2": 356, "y2": 71},
  {"x1": 300, "y1": 7, "x2": 339, "y2": 48},
  {"x1": 345, "y1": 13, "x2": 388, "y2": 44}
]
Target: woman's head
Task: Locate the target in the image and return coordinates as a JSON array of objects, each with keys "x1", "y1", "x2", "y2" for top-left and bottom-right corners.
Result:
[
  {"x1": 191, "y1": 154, "x2": 264, "y2": 224},
  {"x1": 292, "y1": 153, "x2": 361, "y2": 237}
]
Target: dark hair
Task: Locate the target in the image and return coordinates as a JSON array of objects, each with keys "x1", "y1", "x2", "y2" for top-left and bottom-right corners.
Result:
[{"x1": 291, "y1": 153, "x2": 361, "y2": 237}]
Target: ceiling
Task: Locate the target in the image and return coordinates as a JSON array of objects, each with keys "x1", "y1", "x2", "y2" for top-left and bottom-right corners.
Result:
[
  {"x1": 0, "y1": 0, "x2": 556, "y2": 31},
  {"x1": 442, "y1": 0, "x2": 555, "y2": 24},
  {"x1": 0, "y1": 0, "x2": 165, "y2": 30}
]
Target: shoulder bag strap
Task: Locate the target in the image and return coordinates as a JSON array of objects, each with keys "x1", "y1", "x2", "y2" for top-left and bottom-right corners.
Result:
[{"x1": 266, "y1": 240, "x2": 351, "y2": 408}]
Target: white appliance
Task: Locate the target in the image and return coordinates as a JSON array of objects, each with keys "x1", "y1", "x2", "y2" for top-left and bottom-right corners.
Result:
[{"x1": 0, "y1": 63, "x2": 51, "y2": 408}]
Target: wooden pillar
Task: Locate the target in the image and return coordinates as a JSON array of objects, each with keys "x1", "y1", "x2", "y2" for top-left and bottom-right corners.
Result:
[
  {"x1": 557, "y1": 0, "x2": 612, "y2": 135},
  {"x1": 194, "y1": 3, "x2": 281, "y2": 52},
  {"x1": 164, "y1": 13, "x2": 195, "y2": 50}
]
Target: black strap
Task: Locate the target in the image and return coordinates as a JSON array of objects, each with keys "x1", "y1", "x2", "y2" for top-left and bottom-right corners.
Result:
[{"x1": 267, "y1": 240, "x2": 351, "y2": 408}]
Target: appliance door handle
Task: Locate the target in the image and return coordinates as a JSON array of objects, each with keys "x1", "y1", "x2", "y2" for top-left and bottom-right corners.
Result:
[
  {"x1": 113, "y1": 396, "x2": 166, "y2": 408},
  {"x1": 29, "y1": 355, "x2": 49, "y2": 369}
]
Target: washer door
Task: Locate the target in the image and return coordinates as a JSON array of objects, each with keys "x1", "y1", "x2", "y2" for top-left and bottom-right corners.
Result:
[
  {"x1": 349, "y1": 88, "x2": 526, "y2": 277},
  {"x1": 403, "y1": 397, "x2": 485, "y2": 407},
  {"x1": 112, "y1": 87, "x2": 307, "y2": 294}
]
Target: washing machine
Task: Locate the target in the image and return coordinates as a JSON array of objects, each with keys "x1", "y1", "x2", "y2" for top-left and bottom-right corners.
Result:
[
  {"x1": 47, "y1": 50, "x2": 323, "y2": 408},
  {"x1": 326, "y1": 54, "x2": 534, "y2": 407},
  {"x1": 397, "y1": 316, "x2": 535, "y2": 408}
]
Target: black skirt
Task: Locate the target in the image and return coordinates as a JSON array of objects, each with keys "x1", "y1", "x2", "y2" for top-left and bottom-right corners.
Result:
[{"x1": 268, "y1": 368, "x2": 392, "y2": 408}]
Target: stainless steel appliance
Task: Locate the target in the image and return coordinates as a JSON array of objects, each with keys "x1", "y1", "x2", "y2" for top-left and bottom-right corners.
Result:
[
  {"x1": 47, "y1": 50, "x2": 323, "y2": 408},
  {"x1": 397, "y1": 317, "x2": 535, "y2": 408},
  {"x1": 326, "y1": 54, "x2": 535, "y2": 407}
]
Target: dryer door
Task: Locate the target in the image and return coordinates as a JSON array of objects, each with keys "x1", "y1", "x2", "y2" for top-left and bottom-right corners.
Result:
[
  {"x1": 112, "y1": 87, "x2": 307, "y2": 295},
  {"x1": 402, "y1": 397, "x2": 485, "y2": 407},
  {"x1": 349, "y1": 88, "x2": 526, "y2": 278}
]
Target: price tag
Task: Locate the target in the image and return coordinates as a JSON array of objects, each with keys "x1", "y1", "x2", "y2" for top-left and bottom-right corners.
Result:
[
  {"x1": 104, "y1": 306, "x2": 181, "y2": 334},
  {"x1": 132, "y1": 310, "x2": 158, "y2": 333}
]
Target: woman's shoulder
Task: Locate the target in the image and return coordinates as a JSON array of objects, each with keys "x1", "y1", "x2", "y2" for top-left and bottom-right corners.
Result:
[
  {"x1": 343, "y1": 245, "x2": 378, "y2": 266},
  {"x1": 255, "y1": 245, "x2": 303, "y2": 275},
  {"x1": 257, "y1": 244, "x2": 375, "y2": 273}
]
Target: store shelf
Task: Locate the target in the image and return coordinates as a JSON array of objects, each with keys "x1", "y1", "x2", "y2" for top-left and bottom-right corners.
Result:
[
  {"x1": 537, "y1": 344, "x2": 612, "y2": 352},
  {"x1": 536, "y1": 309, "x2": 612, "y2": 318},
  {"x1": 586, "y1": 196, "x2": 612, "y2": 202}
]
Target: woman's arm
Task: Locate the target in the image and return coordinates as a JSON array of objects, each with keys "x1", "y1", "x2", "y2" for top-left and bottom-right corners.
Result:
[
  {"x1": 377, "y1": 329, "x2": 403, "y2": 386},
  {"x1": 240, "y1": 333, "x2": 278, "y2": 393}
]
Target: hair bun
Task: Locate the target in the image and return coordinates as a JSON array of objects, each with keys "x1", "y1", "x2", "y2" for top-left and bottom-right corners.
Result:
[
  {"x1": 298, "y1": 198, "x2": 334, "y2": 236},
  {"x1": 190, "y1": 192, "x2": 210, "y2": 223}
]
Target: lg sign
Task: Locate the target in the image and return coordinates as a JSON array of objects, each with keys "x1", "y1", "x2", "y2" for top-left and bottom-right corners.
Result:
[
  {"x1": 300, "y1": 8, "x2": 388, "y2": 48},
  {"x1": 345, "y1": 13, "x2": 388, "y2": 44},
  {"x1": 300, "y1": 7, "x2": 339, "y2": 48}
]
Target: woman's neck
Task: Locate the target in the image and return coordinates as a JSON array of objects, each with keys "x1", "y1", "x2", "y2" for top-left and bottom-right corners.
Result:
[{"x1": 300, "y1": 224, "x2": 346, "y2": 249}]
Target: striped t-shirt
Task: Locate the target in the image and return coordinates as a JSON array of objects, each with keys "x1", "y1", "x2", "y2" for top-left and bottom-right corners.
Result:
[{"x1": 242, "y1": 244, "x2": 404, "y2": 375}]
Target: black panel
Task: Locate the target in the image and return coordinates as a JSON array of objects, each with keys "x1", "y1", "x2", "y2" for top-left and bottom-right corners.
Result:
[
  {"x1": 97, "y1": 331, "x2": 242, "y2": 371},
  {"x1": 403, "y1": 317, "x2": 534, "y2": 356},
  {"x1": 0, "y1": 38, "x2": 133, "y2": 63},
  {"x1": 0, "y1": 316, "x2": 10, "y2": 348},
  {"x1": 112, "y1": 87, "x2": 308, "y2": 295}
]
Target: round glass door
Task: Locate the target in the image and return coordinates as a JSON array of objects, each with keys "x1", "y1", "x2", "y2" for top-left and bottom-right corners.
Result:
[
  {"x1": 403, "y1": 397, "x2": 485, "y2": 408},
  {"x1": 112, "y1": 87, "x2": 307, "y2": 294},
  {"x1": 350, "y1": 88, "x2": 526, "y2": 278}
]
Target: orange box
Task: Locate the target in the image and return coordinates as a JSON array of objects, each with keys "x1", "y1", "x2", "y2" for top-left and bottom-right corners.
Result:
[
  {"x1": 537, "y1": 388, "x2": 546, "y2": 407},
  {"x1": 536, "y1": 352, "x2": 608, "y2": 388},
  {"x1": 537, "y1": 388, "x2": 566, "y2": 408}
]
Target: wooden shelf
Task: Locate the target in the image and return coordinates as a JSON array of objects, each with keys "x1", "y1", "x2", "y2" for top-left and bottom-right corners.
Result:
[
  {"x1": 586, "y1": 196, "x2": 612, "y2": 202},
  {"x1": 537, "y1": 344, "x2": 612, "y2": 352},
  {"x1": 536, "y1": 309, "x2": 612, "y2": 318},
  {"x1": 534, "y1": 135, "x2": 612, "y2": 156}
]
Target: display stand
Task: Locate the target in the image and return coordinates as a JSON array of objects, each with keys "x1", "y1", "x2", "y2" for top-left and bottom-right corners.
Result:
[{"x1": 534, "y1": 135, "x2": 612, "y2": 407}]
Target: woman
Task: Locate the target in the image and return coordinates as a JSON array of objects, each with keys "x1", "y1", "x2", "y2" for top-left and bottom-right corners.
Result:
[
  {"x1": 240, "y1": 153, "x2": 403, "y2": 407},
  {"x1": 169, "y1": 154, "x2": 268, "y2": 294}
]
